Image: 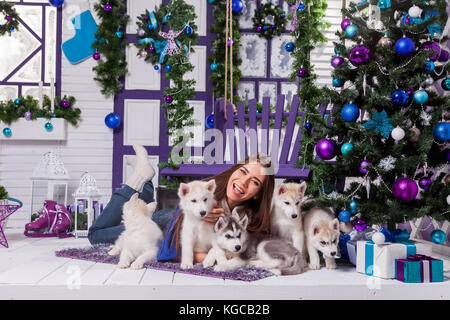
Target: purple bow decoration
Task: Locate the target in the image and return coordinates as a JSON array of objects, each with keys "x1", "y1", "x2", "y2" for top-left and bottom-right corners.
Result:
[
  {"x1": 288, "y1": 1, "x2": 304, "y2": 31},
  {"x1": 407, "y1": 254, "x2": 434, "y2": 261}
]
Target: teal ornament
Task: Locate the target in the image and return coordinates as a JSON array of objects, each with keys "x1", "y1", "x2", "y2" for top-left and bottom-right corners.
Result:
[
  {"x1": 44, "y1": 122, "x2": 53, "y2": 132},
  {"x1": 285, "y1": 42, "x2": 295, "y2": 52},
  {"x1": 441, "y1": 77, "x2": 450, "y2": 91},
  {"x1": 165, "y1": 65, "x2": 172, "y2": 71},
  {"x1": 334, "y1": 47, "x2": 341, "y2": 55},
  {"x1": 341, "y1": 103, "x2": 360, "y2": 122},
  {"x1": 206, "y1": 114, "x2": 214, "y2": 129},
  {"x1": 14, "y1": 98, "x2": 20, "y2": 105},
  {"x1": 3, "y1": 127, "x2": 12, "y2": 137},
  {"x1": 349, "y1": 200, "x2": 358, "y2": 214},
  {"x1": 430, "y1": 229, "x2": 446, "y2": 244},
  {"x1": 425, "y1": 61, "x2": 435, "y2": 71},
  {"x1": 185, "y1": 26, "x2": 193, "y2": 35},
  {"x1": 377, "y1": 0, "x2": 391, "y2": 10},
  {"x1": 363, "y1": 110, "x2": 394, "y2": 139},
  {"x1": 413, "y1": 90, "x2": 428, "y2": 104},
  {"x1": 341, "y1": 142, "x2": 353, "y2": 155},
  {"x1": 332, "y1": 78, "x2": 345, "y2": 87},
  {"x1": 338, "y1": 210, "x2": 351, "y2": 222},
  {"x1": 210, "y1": 62, "x2": 218, "y2": 71},
  {"x1": 208, "y1": 0, "x2": 215, "y2": 3},
  {"x1": 115, "y1": 31, "x2": 123, "y2": 38},
  {"x1": 345, "y1": 25, "x2": 358, "y2": 38}
]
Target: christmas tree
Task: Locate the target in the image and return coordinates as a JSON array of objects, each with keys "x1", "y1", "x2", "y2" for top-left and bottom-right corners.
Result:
[{"x1": 298, "y1": 0, "x2": 450, "y2": 230}]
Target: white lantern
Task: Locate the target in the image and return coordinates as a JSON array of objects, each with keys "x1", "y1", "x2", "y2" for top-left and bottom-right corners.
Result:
[
  {"x1": 73, "y1": 172, "x2": 102, "y2": 238},
  {"x1": 30, "y1": 151, "x2": 69, "y2": 217}
]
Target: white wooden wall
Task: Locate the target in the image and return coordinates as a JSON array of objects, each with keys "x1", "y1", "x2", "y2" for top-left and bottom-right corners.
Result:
[{"x1": 1, "y1": 0, "x2": 113, "y2": 228}]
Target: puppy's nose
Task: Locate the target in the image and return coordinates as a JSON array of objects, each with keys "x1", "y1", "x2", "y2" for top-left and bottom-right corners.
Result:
[
  {"x1": 200, "y1": 211, "x2": 207, "y2": 217},
  {"x1": 235, "y1": 245, "x2": 241, "y2": 251},
  {"x1": 330, "y1": 251, "x2": 336, "y2": 256},
  {"x1": 291, "y1": 214, "x2": 298, "y2": 219}
]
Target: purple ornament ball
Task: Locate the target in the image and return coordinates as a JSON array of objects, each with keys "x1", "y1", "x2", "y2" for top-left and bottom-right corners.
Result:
[
  {"x1": 331, "y1": 56, "x2": 344, "y2": 68},
  {"x1": 138, "y1": 29, "x2": 145, "y2": 37},
  {"x1": 24, "y1": 111, "x2": 32, "y2": 120},
  {"x1": 315, "y1": 138, "x2": 337, "y2": 160},
  {"x1": 104, "y1": 4, "x2": 112, "y2": 12},
  {"x1": 6, "y1": 16, "x2": 11, "y2": 21},
  {"x1": 418, "y1": 178, "x2": 432, "y2": 190},
  {"x1": 392, "y1": 177, "x2": 418, "y2": 202},
  {"x1": 354, "y1": 218, "x2": 368, "y2": 232},
  {"x1": 257, "y1": 26, "x2": 262, "y2": 32},
  {"x1": 438, "y1": 49, "x2": 450, "y2": 63},
  {"x1": 148, "y1": 46, "x2": 155, "y2": 52},
  {"x1": 349, "y1": 45, "x2": 371, "y2": 66},
  {"x1": 93, "y1": 52, "x2": 100, "y2": 60},
  {"x1": 165, "y1": 95, "x2": 173, "y2": 104},
  {"x1": 61, "y1": 100, "x2": 69, "y2": 108},
  {"x1": 359, "y1": 159, "x2": 371, "y2": 174},
  {"x1": 297, "y1": 68, "x2": 307, "y2": 78},
  {"x1": 341, "y1": 19, "x2": 351, "y2": 31},
  {"x1": 422, "y1": 41, "x2": 441, "y2": 61}
]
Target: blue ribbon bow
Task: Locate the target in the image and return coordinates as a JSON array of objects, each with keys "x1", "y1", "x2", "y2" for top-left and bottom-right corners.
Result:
[{"x1": 379, "y1": 227, "x2": 411, "y2": 243}]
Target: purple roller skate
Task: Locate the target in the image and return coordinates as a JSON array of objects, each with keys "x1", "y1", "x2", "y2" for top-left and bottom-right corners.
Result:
[
  {"x1": 24, "y1": 200, "x2": 58, "y2": 237},
  {"x1": 53, "y1": 204, "x2": 73, "y2": 238}
]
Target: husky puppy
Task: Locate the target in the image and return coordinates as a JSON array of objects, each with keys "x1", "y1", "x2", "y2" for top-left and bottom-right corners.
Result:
[
  {"x1": 178, "y1": 180, "x2": 217, "y2": 270},
  {"x1": 271, "y1": 182, "x2": 307, "y2": 254},
  {"x1": 250, "y1": 239, "x2": 306, "y2": 276},
  {"x1": 108, "y1": 193, "x2": 162, "y2": 269},
  {"x1": 203, "y1": 208, "x2": 259, "y2": 272},
  {"x1": 303, "y1": 207, "x2": 340, "y2": 270}
]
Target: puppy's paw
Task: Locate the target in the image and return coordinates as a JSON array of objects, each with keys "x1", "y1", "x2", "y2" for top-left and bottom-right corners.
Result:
[
  {"x1": 308, "y1": 262, "x2": 321, "y2": 270},
  {"x1": 118, "y1": 262, "x2": 129, "y2": 269},
  {"x1": 269, "y1": 269, "x2": 281, "y2": 276},
  {"x1": 130, "y1": 261, "x2": 144, "y2": 270},
  {"x1": 214, "y1": 263, "x2": 233, "y2": 272},
  {"x1": 108, "y1": 247, "x2": 120, "y2": 256},
  {"x1": 326, "y1": 261, "x2": 337, "y2": 269},
  {"x1": 181, "y1": 262, "x2": 194, "y2": 270},
  {"x1": 202, "y1": 257, "x2": 216, "y2": 268}
]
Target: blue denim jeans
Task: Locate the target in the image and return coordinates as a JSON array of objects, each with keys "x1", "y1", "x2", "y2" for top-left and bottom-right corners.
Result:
[{"x1": 87, "y1": 181, "x2": 174, "y2": 245}]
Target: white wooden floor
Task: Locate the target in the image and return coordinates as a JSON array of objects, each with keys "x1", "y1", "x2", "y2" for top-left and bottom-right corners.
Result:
[{"x1": 1, "y1": 228, "x2": 450, "y2": 300}]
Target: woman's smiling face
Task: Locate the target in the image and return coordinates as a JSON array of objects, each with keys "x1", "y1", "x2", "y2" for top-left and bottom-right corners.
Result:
[{"x1": 226, "y1": 162, "x2": 267, "y2": 210}]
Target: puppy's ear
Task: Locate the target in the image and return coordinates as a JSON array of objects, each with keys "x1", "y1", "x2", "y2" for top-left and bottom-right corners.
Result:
[
  {"x1": 278, "y1": 184, "x2": 286, "y2": 195},
  {"x1": 206, "y1": 179, "x2": 216, "y2": 193},
  {"x1": 298, "y1": 181, "x2": 307, "y2": 196},
  {"x1": 178, "y1": 183, "x2": 190, "y2": 198},
  {"x1": 239, "y1": 214, "x2": 249, "y2": 230},
  {"x1": 231, "y1": 207, "x2": 240, "y2": 220},
  {"x1": 330, "y1": 218, "x2": 339, "y2": 231},
  {"x1": 214, "y1": 216, "x2": 227, "y2": 233},
  {"x1": 146, "y1": 202, "x2": 157, "y2": 214},
  {"x1": 313, "y1": 225, "x2": 320, "y2": 236},
  {"x1": 130, "y1": 193, "x2": 139, "y2": 201}
]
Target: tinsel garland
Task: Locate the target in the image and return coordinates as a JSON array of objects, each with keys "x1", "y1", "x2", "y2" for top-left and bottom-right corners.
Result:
[
  {"x1": 0, "y1": 95, "x2": 81, "y2": 125},
  {"x1": 133, "y1": 0, "x2": 199, "y2": 189},
  {"x1": 0, "y1": 1, "x2": 19, "y2": 36},
  {"x1": 208, "y1": 0, "x2": 242, "y2": 100},
  {"x1": 298, "y1": 0, "x2": 450, "y2": 227},
  {"x1": 252, "y1": 2, "x2": 286, "y2": 40},
  {"x1": 92, "y1": 0, "x2": 129, "y2": 97}
]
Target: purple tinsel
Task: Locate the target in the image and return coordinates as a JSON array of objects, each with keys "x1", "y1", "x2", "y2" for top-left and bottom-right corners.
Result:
[
  {"x1": 349, "y1": 45, "x2": 371, "y2": 66},
  {"x1": 55, "y1": 245, "x2": 274, "y2": 281}
]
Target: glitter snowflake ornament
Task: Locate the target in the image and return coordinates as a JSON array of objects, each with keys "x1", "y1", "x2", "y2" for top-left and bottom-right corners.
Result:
[
  {"x1": 378, "y1": 156, "x2": 396, "y2": 171},
  {"x1": 420, "y1": 110, "x2": 432, "y2": 126}
]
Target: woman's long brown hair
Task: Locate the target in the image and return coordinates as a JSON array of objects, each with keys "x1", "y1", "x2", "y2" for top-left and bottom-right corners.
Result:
[{"x1": 169, "y1": 154, "x2": 275, "y2": 254}]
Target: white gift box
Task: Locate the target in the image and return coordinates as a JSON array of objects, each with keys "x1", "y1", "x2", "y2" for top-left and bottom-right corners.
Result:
[{"x1": 356, "y1": 240, "x2": 432, "y2": 279}]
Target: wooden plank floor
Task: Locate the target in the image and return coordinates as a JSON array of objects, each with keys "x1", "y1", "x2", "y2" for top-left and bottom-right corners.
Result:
[{"x1": 1, "y1": 228, "x2": 450, "y2": 300}]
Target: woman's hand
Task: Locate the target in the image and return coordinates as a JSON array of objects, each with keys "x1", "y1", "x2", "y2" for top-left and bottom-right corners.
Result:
[{"x1": 201, "y1": 203, "x2": 225, "y2": 226}]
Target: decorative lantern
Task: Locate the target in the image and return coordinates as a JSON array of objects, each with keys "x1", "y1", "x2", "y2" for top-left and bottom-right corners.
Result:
[
  {"x1": 72, "y1": 172, "x2": 102, "y2": 238},
  {"x1": 30, "y1": 151, "x2": 70, "y2": 217}
]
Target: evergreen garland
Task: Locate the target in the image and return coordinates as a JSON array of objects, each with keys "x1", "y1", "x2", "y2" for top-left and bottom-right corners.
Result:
[
  {"x1": 0, "y1": 185, "x2": 8, "y2": 200},
  {"x1": 299, "y1": 0, "x2": 450, "y2": 227},
  {"x1": 208, "y1": 0, "x2": 242, "y2": 100},
  {"x1": 252, "y1": 2, "x2": 286, "y2": 40},
  {"x1": 0, "y1": 1, "x2": 19, "y2": 36},
  {"x1": 0, "y1": 95, "x2": 81, "y2": 126},
  {"x1": 92, "y1": 0, "x2": 129, "y2": 97}
]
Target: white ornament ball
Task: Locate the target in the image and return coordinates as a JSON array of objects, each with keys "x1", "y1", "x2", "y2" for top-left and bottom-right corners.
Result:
[
  {"x1": 372, "y1": 232, "x2": 386, "y2": 245},
  {"x1": 408, "y1": 5, "x2": 423, "y2": 18},
  {"x1": 447, "y1": 194, "x2": 450, "y2": 205},
  {"x1": 391, "y1": 126, "x2": 405, "y2": 141}
]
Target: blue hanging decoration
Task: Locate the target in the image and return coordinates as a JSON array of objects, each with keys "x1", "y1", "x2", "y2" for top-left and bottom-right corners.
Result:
[
  {"x1": 14, "y1": 98, "x2": 20, "y2": 105},
  {"x1": 377, "y1": 0, "x2": 391, "y2": 10},
  {"x1": 44, "y1": 122, "x2": 54, "y2": 132},
  {"x1": 185, "y1": 26, "x2": 193, "y2": 35},
  {"x1": 285, "y1": 42, "x2": 295, "y2": 52},
  {"x1": 115, "y1": 31, "x2": 123, "y2": 38},
  {"x1": 104, "y1": 113, "x2": 121, "y2": 129},
  {"x1": 3, "y1": 127, "x2": 12, "y2": 137},
  {"x1": 206, "y1": 114, "x2": 215, "y2": 129},
  {"x1": 48, "y1": 0, "x2": 64, "y2": 8}
]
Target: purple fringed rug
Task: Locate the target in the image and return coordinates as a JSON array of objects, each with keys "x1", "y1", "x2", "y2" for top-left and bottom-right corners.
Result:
[{"x1": 55, "y1": 245, "x2": 274, "y2": 282}]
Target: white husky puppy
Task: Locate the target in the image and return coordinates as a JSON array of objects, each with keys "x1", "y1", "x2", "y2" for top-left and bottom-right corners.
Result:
[
  {"x1": 303, "y1": 207, "x2": 340, "y2": 270},
  {"x1": 178, "y1": 179, "x2": 217, "y2": 270},
  {"x1": 108, "y1": 193, "x2": 162, "y2": 269},
  {"x1": 271, "y1": 182, "x2": 307, "y2": 254}
]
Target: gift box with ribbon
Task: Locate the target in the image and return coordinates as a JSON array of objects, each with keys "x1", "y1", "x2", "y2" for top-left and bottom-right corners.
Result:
[
  {"x1": 339, "y1": 228, "x2": 377, "y2": 265},
  {"x1": 356, "y1": 230, "x2": 432, "y2": 279},
  {"x1": 396, "y1": 254, "x2": 444, "y2": 283}
]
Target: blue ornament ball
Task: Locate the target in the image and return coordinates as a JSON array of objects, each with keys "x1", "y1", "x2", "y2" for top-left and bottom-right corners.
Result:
[
  {"x1": 48, "y1": 0, "x2": 64, "y2": 8},
  {"x1": 413, "y1": 90, "x2": 428, "y2": 104},
  {"x1": 338, "y1": 210, "x2": 351, "y2": 222},
  {"x1": 341, "y1": 142, "x2": 353, "y2": 155},
  {"x1": 154, "y1": 65, "x2": 159, "y2": 70},
  {"x1": 345, "y1": 25, "x2": 358, "y2": 38},
  {"x1": 432, "y1": 122, "x2": 450, "y2": 142},
  {"x1": 297, "y1": 4, "x2": 306, "y2": 11},
  {"x1": 44, "y1": 122, "x2": 53, "y2": 132},
  {"x1": 3, "y1": 127, "x2": 12, "y2": 137},
  {"x1": 332, "y1": 77, "x2": 345, "y2": 87},
  {"x1": 285, "y1": 42, "x2": 295, "y2": 52},
  {"x1": 377, "y1": 0, "x2": 391, "y2": 10},
  {"x1": 391, "y1": 89, "x2": 409, "y2": 107},
  {"x1": 165, "y1": 65, "x2": 172, "y2": 71},
  {"x1": 430, "y1": 229, "x2": 446, "y2": 245},
  {"x1": 14, "y1": 98, "x2": 20, "y2": 105},
  {"x1": 185, "y1": 26, "x2": 193, "y2": 35},
  {"x1": 206, "y1": 114, "x2": 214, "y2": 129},
  {"x1": 425, "y1": 61, "x2": 435, "y2": 71},
  {"x1": 349, "y1": 200, "x2": 358, "y2": 214},
  {"x1": 341, "y1": 103, "x2": 360, "y2": 122},
  {"x1": 232, "y1": 0, "x2": 244, "y2": 13},
  {"x1": 441, "y1": 77, "x2": 450, "y2": 91},
  {"x1": 210, "y1": 62, "x2": 218, "y2": 71},
  {"x1": 105, "y1": 113, "x2": 121, "y2": 129},
  {"x1": 304, "y1": 122, "x2": 312, "y2": 130},
  {"x1": 395, "y1": 37, "x2": 415, "y2": 56}
]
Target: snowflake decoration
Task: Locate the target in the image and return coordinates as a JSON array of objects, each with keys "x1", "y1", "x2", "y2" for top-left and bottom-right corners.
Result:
[
  {"x1": 420, "y1": 110, "x2": 432, "y2": 126},
  {"x1": 363, "y1": 110, "x2": 394, "y2": 139},
  {"x1": 378, "y1": 156, "x2": 396, "y2": 171},
  {"x1": 326, "y1": 191, "x2": 345, "y2": 200}
]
